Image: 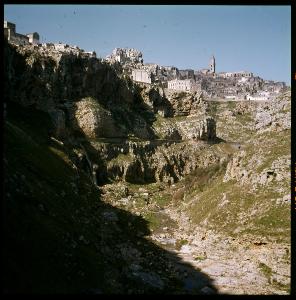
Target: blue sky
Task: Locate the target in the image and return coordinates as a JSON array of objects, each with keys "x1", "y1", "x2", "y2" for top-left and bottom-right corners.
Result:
[{"x1": 4, "y1": 5, "x2": 291, "y2": 85}]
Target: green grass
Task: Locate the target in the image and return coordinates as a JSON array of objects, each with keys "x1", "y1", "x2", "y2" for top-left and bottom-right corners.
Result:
[
  {"x1": 185, "y1": 163, "x2": 290, "y2": 242},
  {"x1": 175, "y1": 239, "x2": 188, "y2": 251},
  {"x1": 226, "y1": 101, "x2": 236, "y2": 110},
  {"x1": 194, "y1": 255, "x2": 207, "y2": 261},
  {"x1": 152, "y1": 193, "x2": 171, "y2": 208},
  {"x1": 258, "y1": 262, "x2": 273, "y2": 283},
  {"x1": 254, "y1": 131, "x2": 290, "y2": 174},
  {"x1": 109, "y1": 153, "x2": 133, "y2": 164},
  {"x1": 236, "y1": 112, "x2": 254, "y2": 125},
  {"x1": 257, "y1": 261, "x2": 290, "y2": 293},
  {"x1": 143, "y1": 211, "x2": 177, "y2": 233},
  {"x1": 181, "y1": 161, "x2": 228, "y2": 200}
]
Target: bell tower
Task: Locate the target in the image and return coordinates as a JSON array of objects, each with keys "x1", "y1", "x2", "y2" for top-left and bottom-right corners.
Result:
[{"x1": 209, "y1": 55, "x2": 216, "y2": 74}]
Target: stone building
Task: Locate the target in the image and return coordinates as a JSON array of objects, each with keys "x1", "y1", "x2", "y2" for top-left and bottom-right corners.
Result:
[
  {"x1": 224, "y1": 71, "x2": 253, "y2": 78},
  {"x1": 262, "y1": 80, "x2": 286, "y2": 93},
  {"x1": 4, "y1": 20, "x2": 39, "y2": 45},
  {"x1": 106, "y1": 48, "x2": 143, "y2": 64},
  {"x1": 178, "y1": 69, "x2": 195, "y2": 80},
  {"x1": 108, "y1": 48, "x2": 285, "y2": 100},
  {"x1": 246, "y1": 94, "x2": 270, "y2": 101},
  {"x1": 131, "y1": 69, "x2": 153, "y2": 84},
  {"x1": 27, "y1": 32, "x2": 40, "y2": 44},
  {"x1": 162, "y1": 66, "x2": 179, "y2": 81},
  {"x1": 168, "y1": 79, "x2": 200, "y2": 92}
]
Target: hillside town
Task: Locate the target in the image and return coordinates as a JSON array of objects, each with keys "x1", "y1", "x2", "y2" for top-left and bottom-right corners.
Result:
[
  {"x1": 4, "y1": 20, "x2": 287, "y2": 101},
  {"x1": 105, "y1": 47, "x2": 286, "y2": 101}
]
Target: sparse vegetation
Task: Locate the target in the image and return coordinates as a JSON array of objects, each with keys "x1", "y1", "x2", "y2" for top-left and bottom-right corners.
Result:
[
  {"x1": 258, "y1": 262, "x2": 273, "y2": 283},
  {"x1": 175, "y1": 239, "x2": 188, "y2": 250}
]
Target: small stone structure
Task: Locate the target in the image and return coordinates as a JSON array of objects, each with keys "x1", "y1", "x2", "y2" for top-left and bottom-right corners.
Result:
[
  {"x1": 167, "y1": 79, "x2": 200, "y2": 92},
  {"x1": 178, "y1": 69, "x2": 195, "y2": 79},
  {"x1": 106, "y1": 48, "x2": 143, "y2": 64},
  {"x1": 4, "y1": 20, "x2": 39, "y2": 45},
  {"x1": 223, "y1": 71, "x2": 253, "y2": 78},
  {"x1": 132, "y1": 69, "x2": 153, "y2": 84}
]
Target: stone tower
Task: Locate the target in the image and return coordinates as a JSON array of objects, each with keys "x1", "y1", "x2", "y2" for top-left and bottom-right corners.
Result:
[{"x1": 209, "y1": 55, "x2": 216, "y2": 73}]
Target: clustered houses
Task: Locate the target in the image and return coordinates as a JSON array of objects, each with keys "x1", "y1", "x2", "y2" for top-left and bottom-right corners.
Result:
[
  {"x1": 109, "y1": 49, "x2": 286, "y2": 101},
  {"x1": 42, "y1": 43, "x2": 97, "y2": 58},
  {"x1": 11, "y1": 42, "x2": 97, "y2": 61},
  {"x1": 106, "y1": 48, "x2": 143, "y2": 64},
  {"x1": 4, "y1": 20, "x2": 286, "y2": 101}
]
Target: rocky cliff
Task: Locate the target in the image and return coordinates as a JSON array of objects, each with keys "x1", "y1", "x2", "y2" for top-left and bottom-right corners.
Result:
[{"x1": 4, "y1": 40, "x2": 217, "y2": 186}]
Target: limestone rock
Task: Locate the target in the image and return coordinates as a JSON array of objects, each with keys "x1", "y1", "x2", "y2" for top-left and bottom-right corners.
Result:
[
  {"x1": 71, "y1": 97, "x2": 123, "y2": 138},
  {"x1": 223, "y1": 150, "x2": 250, "y2": 183},
  {"x1": 165, "y1": 90, "x2": 208, "y2": 117},
  {"x1": 254, "y1": 91, "x2": 290, "y2": 132}
]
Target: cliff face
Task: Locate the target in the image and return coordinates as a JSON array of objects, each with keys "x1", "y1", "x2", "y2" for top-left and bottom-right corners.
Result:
[
  {"x1": 4, "y1": 41, "x2": 147, "y2": 139},
  {"x1": 5, "y1": 41, "x2": 132, "y2": 109},
  {"x1": 4, "y1": 41, "x2": 217, "y2": 185}
]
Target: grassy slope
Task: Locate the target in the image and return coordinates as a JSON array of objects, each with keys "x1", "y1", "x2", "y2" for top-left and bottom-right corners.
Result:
[{"x1": 183, "y1": 100, "x2": 291, "y2": 243}]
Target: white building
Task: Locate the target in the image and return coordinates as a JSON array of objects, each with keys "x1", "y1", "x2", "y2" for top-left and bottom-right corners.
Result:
[
  {"x1": 168, "y1": 79, "x2": 199, "y2": 92},
  {"x1": 246, "y1": 94, "x2": 269, "y2": 101},
  {"x1": 225, "y1": 95, "x2": 236, "y2": 100},
  {"x1": 225, "y1": 71, "x2": 253, "y2": 78},
  {"x1": 107, "y1": 48, "x2": 143, "y2": 64},
  {"x1": 131, "y1": 69, "x2": 153, "y2": 84},
  {"x1": 26, "y1": 32, "x2": 40, "y2": 44}
]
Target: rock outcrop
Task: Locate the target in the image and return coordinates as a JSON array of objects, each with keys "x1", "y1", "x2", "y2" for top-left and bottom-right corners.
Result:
[
  {"x1": 69, "y1": 97, "x2": 123, "y2": 139},
  {"x1": 223, "y1": 91, "x2": 290, "y2": 192},
  {"x1": 86, "y1": 139, "x2": 222, "y2": 185},
  {"x1": 254, "y1": 91, "x2": 291, "y2": 132},
  {"x1": 164, "y1": 90, "x2": 208, "y2": 117},
  {"x1": 4, "y1": 36, "x2": 290, "y2": 295},
  {"x1": 178, "y1": 117, "x2": 216, "y2": 140}
]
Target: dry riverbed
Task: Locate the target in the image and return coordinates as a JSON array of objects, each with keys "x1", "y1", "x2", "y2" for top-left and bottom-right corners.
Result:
[{"x1": 101, "y1": 183, "x2": 290, "y2": 295}]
